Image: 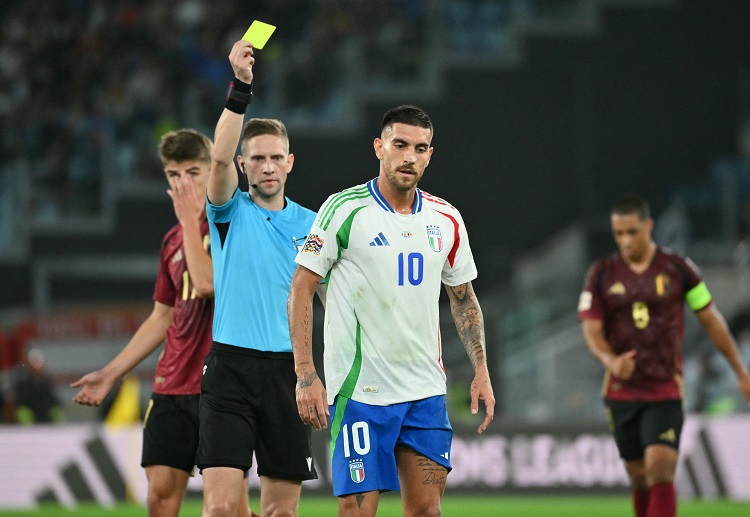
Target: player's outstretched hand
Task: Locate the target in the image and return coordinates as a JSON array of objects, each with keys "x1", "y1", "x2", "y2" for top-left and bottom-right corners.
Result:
[
  {"x1": 470, "y1": 364, "x2": 495, "y2": 434},
  {"x1": 167, "y1": 174, "x2": 204, "y2": 226},
  {"x1": 70, "y1": 370, "x2": 115, "y2": 407},
  {"x1": 229, "y1": 40, "x2": 254, "y2": 84},
  {"x1": 296, "y1": 372, "x2": 329, "y2": 431}
]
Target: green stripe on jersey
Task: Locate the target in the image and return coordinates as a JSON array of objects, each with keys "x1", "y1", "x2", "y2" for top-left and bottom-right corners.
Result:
[
  {"x1": 685, "y1": 281, "x2": 712, "y2": 311},
  {"x1": 318, "y1": 187, "x2": 370, "y2": 230},
  {"x1": 339, "y1": 318, "x2": 363, "y2": 399},
  {"x1": 329, "y1": 396, "x2": 350, "y2": 460},
  {"x1": 329, "y1": 318, "x2": 363, "y2": 458},
  {"x1": 335, "y1": 206, "x2": 365, "y2": 259}
]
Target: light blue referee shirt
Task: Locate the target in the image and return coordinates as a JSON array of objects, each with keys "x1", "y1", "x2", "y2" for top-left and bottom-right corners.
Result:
[{"x1": 207, "y1": 188, "x2": 316, "y2": 352}]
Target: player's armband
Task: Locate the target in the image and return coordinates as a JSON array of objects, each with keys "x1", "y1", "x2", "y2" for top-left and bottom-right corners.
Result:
[{"x1": 685, "y1": 281, "x2": 712, "y2": 311}]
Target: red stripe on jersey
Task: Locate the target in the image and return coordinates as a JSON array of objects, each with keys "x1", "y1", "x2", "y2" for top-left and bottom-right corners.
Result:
[
  {"x1": 437, "y1": 210, "x2": 460, "y2": 267},
  {"x1": 437, "y1": 326, "x2": 445, "y2": 374},
  {"x1": 422, "y1": 191, "x2": 455, "y2": 209}
]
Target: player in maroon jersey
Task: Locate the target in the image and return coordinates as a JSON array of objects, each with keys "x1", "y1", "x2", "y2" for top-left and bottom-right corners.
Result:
[
  {"x1": 71, "y1": 129, "x2": 257, "y2": 517},
  {"x1": 578, "y1": 194, "x2": 750, "y2": 517}
]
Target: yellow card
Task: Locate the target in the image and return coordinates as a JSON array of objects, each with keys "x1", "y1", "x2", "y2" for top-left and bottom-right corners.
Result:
[{"x1": 241, "y1": 20, "x2": 276, "y2": 49}]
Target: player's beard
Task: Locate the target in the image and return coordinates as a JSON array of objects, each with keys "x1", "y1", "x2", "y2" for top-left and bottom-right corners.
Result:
[{"x1": 385, "y1": 166, "x2": 423, "y2": 192}]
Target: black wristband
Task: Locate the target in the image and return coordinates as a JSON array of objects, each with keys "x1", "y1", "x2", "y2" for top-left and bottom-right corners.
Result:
[{"x1": 225, "y1": 77, "x2": 253, "y2": 114}]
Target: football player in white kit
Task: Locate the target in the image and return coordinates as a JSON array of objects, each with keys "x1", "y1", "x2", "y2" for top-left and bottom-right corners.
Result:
[{"x1": 288, "y1": 105, "x2": 495, "y2": 516}]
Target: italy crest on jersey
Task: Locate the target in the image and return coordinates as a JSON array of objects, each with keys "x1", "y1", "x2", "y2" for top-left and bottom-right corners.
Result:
[
  {"x1": 426, "y1": 225, "x2": 443, "y2": 252},
  {"x1": 349, "y1": 459, "x2": 365, "y2": 483}
]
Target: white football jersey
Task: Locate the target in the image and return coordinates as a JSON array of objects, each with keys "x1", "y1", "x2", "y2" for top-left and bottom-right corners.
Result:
[{"x1": 295, "y1": 178, "x2": 477, "y2": 405}]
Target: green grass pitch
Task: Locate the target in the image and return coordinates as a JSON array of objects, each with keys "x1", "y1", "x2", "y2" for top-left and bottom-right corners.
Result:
[{"x1": 1, "y1": 495, "x2": 749, "y2": 516}]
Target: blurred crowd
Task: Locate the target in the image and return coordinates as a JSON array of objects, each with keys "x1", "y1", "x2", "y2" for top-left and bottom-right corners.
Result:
[
  {"x1": 0, "y1": 0, "x2": 589, "y2": 228},
  {"x1": 0, "y1": 0, "x2": 436, "y2": 224}
]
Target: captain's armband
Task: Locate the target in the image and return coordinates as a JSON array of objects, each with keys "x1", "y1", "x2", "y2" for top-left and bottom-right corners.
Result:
[{"x1": 685, "y1": 281, "x2": 711, "y2": 311}]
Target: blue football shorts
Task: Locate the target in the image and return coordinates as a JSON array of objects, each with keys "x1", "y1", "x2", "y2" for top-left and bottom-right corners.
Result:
[{"x1": 329, "y1": 394, "x2": 452, "y2": 497}]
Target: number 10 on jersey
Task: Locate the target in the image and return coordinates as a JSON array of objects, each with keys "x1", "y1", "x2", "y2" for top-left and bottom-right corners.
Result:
[{"x1": 397, "y1": 252, "x2": 424, "y2": 286}]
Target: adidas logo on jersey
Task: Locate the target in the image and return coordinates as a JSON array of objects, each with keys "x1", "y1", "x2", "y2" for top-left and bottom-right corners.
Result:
[{"x1": 369, "y1": 232, "x2": 390, "y2": 246}]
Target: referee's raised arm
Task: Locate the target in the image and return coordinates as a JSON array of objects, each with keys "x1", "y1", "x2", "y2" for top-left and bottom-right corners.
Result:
[{"x1": 208, "y1": 40, "x2": 255, "y2": 206}]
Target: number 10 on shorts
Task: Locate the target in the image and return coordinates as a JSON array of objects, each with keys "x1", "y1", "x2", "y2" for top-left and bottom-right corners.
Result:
[{"x1": 342, "y1": 422, "x2": 371, "y2": 457}]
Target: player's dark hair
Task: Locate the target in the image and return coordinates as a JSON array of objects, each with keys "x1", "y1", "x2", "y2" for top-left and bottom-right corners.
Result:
[
  {"x1": 611, "y1": 194, "x2": 651, "y2": 220},
  {"x1": 241, "y1": 118, "x2": 290, "y2": 155},
  {"x1": 159, "y1": 129, "x2": 212, "y2": 166},
  {"x1": 382, "y1": 105, "x2": 433, "y2": 135}
]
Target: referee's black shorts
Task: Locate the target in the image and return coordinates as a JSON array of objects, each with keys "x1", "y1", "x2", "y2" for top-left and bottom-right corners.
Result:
[
  {"x1": 197, "y1": 342, "x2": 317, "y2": 481},
  {"x1": 604, "y1": 399, "x2": 684, "y2": 461}
]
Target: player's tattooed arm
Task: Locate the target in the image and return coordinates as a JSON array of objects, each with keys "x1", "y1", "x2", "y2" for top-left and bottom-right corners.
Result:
[
  {"x1": 289, "y1": 296, "x2": 314, "y2": 375},
  {"x1": 289, "y1": 265, "x2": 329, "y2": 428},
  {"x1": 445, "y1": 281, "x2": 487, "y2": 369},
  {"x1": 289, "y1": 265, "x2": 318, "y2": 376},
  {"x1": 445, "y1": 281, "x2": 495, "y2": 433},
  {"x1": 296, "y1": 370, "x2": 319, "y2": 388}
]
